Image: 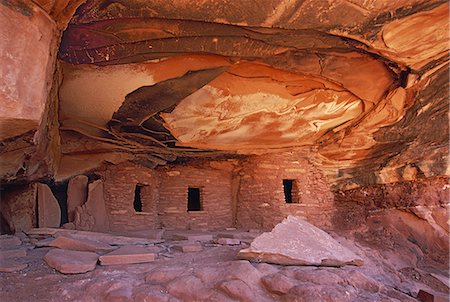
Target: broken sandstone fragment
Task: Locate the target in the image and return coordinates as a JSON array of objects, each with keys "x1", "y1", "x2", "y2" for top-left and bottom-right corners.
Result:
[
  {"x1": 0, "y1": 260, "x2": 27, "y2": 273},
  {"x1": 43, "y1": 248, "x2": 99, "y2": 274},
  {"x1": 172, "y1": 242, "x2": 203, "y2": 252},
  {"x1": 37, "y1": 183, "x2": 61, "y2": 228},
  {"x1": 84, "y1": 180, "x2": 109, "y2": 232},
  {"x1": 238, "y1": 215, "x2": 363, "y2": 267},
  {"x1": 48, "y1": 235, "x2": 115, "y2": 252},
  {"x1": 99, "y1": 246, "x2": 155, "y2": 265},
  {"x1": 0, "y1": 235, "x2": 21, "y2": 248},
  {"x1": 67, "y1": 175, "x2": 88, "y2": 222},
  {"x1": 217, "y1": 238, "x2": 241, "y2": 245},
  {"x1": 172, "y1": 233, "x2": 213, "y2": 242},
  {"x1": 53, "y1": 229, "x2": 161, "y2": 245},
  {"x1": 0, "y1": 248, "x2": 27, "y2": 260}
]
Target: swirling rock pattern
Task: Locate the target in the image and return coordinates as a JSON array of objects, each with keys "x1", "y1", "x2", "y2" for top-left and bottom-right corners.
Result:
[{"x1": 0, "y1": 0, "x2": 448, "y2": 188}]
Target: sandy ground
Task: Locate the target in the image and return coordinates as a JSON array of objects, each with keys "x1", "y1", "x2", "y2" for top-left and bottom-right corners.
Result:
[{"x1": 0, "y1": 228, "x2": 448, "y2": 302}]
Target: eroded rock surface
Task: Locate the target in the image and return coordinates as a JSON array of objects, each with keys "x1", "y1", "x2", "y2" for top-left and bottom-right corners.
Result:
[{"x1": 46, "y1": 0, "x2": 449, "y2": 189}]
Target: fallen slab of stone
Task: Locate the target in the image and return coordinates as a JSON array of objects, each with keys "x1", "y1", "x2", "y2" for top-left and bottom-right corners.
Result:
[
  {"x1": 43, "y1": 248, "x2": 99, "y2": 274},
  {"x1": 238, "y1": 215, "x2": 364, "y2": 267},
  {"x1": 26, "y1": 228, "x2": 163, "y2": 245},
  {"x1": 116, "y1": 229, "x2": 165, "y2": 240},
  {"x1": 417, "y1": 289, "x2": 449, "y2": 302},
  {"x1": 49, "y1": 235, "x2": 115, "y2": 252},
  {"x1": 67, "y1": 175, "x2": 88, "y2": 222},
  {"x1": 0, "y1": 260, "x2": 27, "y2": 272},
  {"x1": 34, "y1": 237, "x2": 55, "y2": 248},
  {"x1": 99, "y1": 246, "x2": 155, "y2": 265},
  {"x1": 57, "y1": 231, "x2": 163, "y2": 246},
  {"x1": 217, "y1": 231, "x2": 259, "y2": 240},
  {"x1": 25, "y1": 228, "x2": 63, "y2": 236},
  {"x1": 37, "y1": 183, "x2": 61, "y2": 228},
  {"x1": 217, "y1": 238, "x2": 241, "y2": 245},
  {"x1": 172, "y1": 233, "x2": 213, "y2": 242},
  {"x1": 0, "y1": 235, "x2": 22, "y2": 248},
  {"x1": 172, "y1": 242, "x2": 203, "y2": 252},
  {"x1": 429, "y1": 273, "x2": 450, "y2": 289},
  {"x1": 0, "y1": 248, "x2": 27, "y2": 260}
]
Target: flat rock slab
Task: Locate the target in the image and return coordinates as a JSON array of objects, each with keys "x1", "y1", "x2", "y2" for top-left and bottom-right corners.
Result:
[
  {"x1": 0, "y1": 236, "x2": 22, "y2": 249},
  {"x1": 26, "y1": 228, "x2": 163, "y2": 245},
  {"x1": 238, "y1": 215, "x2": 364, "y2": 267},
  {"x1": 217, "y1": 232, "x2": 259, "y2": 240},
  {"x1": 116, "y1": 229, "x2": 165, "y2": 240},
  {"x1": 99, "y1": 246, "x2": 155, "y2": 265},
  {"x1": 0, "y1": 260, "x2": 27, "y2": 272},
  {"x1": 0, "y1": 248, "x2": 27, "y2": 260},
  {"x1": 44, "y1": 249, "x2": 99, "y2": 274},
  {"x1": 55, "y1": 230, "x2": 162, "y2": 246},
  {"x1": 172, "y1": 242, "x2": 203, "y2": 252},
  {"x1": 26, "y1": 228, "x2": 62, "y2": 236},
  {"x1": 172, "y1": 233, "x2": 213, "y2": 242},
  {"x1": 217, "y1": 238, "x2": 241, "y2": 245},
  {"x1": 417, "y1": 289, "x2": 449, "y2": 302},
  {"x1": 34, "y1": 237, "x2": 55, "y2": 248},
  {"x1": 49, "y1": 235, "x2": 115, "y2": 252}
]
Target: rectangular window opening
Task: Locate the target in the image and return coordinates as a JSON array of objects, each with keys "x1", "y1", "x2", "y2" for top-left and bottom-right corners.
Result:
[
  {"x1": 283, "y1": 179, "x2": 298, "y2": 204},
  {"x1": 187, "y1": 187, "x2": 202, "y2": 211},
  {"x1": 133, "y1": 184, "x2": 143, "y2": 212}
]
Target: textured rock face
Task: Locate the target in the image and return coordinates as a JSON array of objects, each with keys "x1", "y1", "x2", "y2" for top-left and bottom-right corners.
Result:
[
  {"x1": 238, "y1": 215, "x2": 363, "y2": 266},
  {"x1": 0, "y1": 0, "x2": 447, "y2": 189},
  {"x1": 74, "y1": 180, "x2": 109, "y2": 232},
  {"x1": 0, "y1": 2, "x2": 56, "y2": 138},
  {"x1": 67, "y1": 175, "x2": 88, "y2": 222},
  {"x1": 49, "y1": 0, "x2": 449, "y2": 189},
  {"x1": 0, "y1": 184, "x2": 36, "y2": 233},
  {"x1": 37, "y1": 183, "x2": 61, "y2": 228},
  {"x1": 0, "y1": 1, "x2": 57, "y2": 184}
]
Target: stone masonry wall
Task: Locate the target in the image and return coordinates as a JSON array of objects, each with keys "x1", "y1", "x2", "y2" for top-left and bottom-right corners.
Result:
[
  {"x1": 236, "y1": 151, "x2": 335, "y2": 230},
  {"x1": 97, "y1": 153, "x2": 333, "y2": 231},
  {"x1": 157, "y1": 164, "x2": 233, "y2": 230},
  {"x1": 100, "y1": 162, "x2": 159, "y2": 231}
]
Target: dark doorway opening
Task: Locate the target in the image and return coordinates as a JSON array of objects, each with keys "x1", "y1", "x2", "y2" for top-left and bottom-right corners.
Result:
[
  {"x1": 187, "y1": 187, "x2": 201, "y2": 211},
  {"x1": 283, "y1": 179, "x2": 297, "y2": 203},
  {"x1": 48, "y1": 181, "x2": 68, "y2": 225},
  {"x1": 133, "y1": 185, "x2": 143, "y2": 212}
]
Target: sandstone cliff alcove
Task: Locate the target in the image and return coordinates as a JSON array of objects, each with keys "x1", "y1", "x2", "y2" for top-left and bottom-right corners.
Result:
[{"x1": 0, "y1": 1, "x2": 448, "y2": 301}]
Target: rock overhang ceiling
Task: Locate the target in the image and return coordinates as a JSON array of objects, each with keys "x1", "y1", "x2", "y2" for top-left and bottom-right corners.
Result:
[
  {"x1": 0, "y1": 0, "x2": 448, "y2": 187},
  {"x1": 58, "y1": 0, "x2": 442, "y2": 152}
]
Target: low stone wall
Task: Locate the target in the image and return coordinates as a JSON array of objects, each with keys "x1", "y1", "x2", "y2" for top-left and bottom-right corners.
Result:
[
  {"x1": 158, "y1": 164, "x2": 233, "y2": 230},
  {"x1": 94, "y1": 152, "x2": 337, "y2": 231},
  {"x1": 236, "y1": 152, "x2": 335, "y2": 230},
  {"x1": 0, "y1": 184, "x2": 36, "y2": 233},
  {"x1": 100, "y1": 163, "x2": 160, "y2": 232},
  {"x1": 332, "y1": 176, "x2": 450, "y2": 230}
]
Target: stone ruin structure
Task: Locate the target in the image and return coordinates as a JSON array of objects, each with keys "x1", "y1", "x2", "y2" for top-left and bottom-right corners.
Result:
[{"x1": 0, "y1": 1, "x2": 449, "y2": 301}]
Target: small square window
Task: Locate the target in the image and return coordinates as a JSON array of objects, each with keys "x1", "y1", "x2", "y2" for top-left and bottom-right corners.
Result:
[
  {"x1": 283, "y1": 179, "x2": 299, "y2": 203},
  {"x1": 187, "y1": 187, "x2": 202, "y2": 211},
  {"x1": 133, "y1": 184, "x2": 144, "y2": 212}
]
